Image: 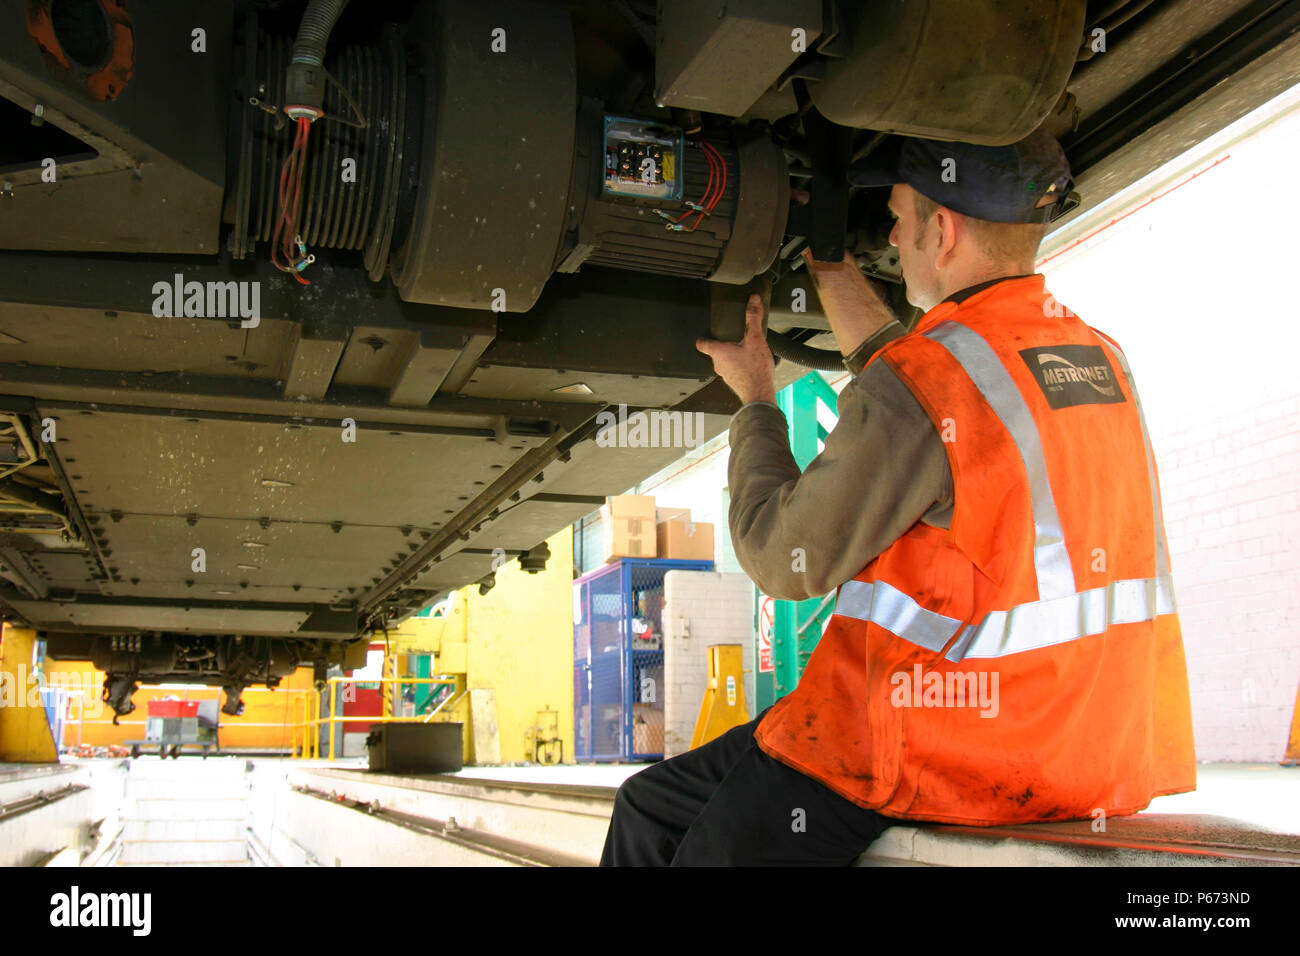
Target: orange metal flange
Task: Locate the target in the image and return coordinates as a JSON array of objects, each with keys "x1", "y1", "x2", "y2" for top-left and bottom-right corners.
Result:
[{"x1": 25, "y1": 0, "x2": 134, "y2": 102}]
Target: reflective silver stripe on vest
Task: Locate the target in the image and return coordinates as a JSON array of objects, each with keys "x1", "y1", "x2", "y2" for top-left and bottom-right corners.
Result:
[
  {"x1": 834, "y1": 579, "x2": 963, "y2": 653},
  {"x1": 924, "y1": 321, "x2": 1077, "y2": 600},
  {"x1": 1102, "y1": 341, "x2": 1175, "y2": 587},
  {"x1": 833, "y1": 576, "x2": 1175, "y2": 660},
  {"x1": 942, "y1": 575, "x2": 1175, "y2": 661}
]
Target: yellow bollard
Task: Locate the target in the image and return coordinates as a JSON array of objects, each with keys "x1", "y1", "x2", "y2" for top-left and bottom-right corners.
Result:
[
  {"x1": 0, "y1": 624, "x2": 59, "y2": 763},
  {"x1": 1284, "y1": 676, "x2": 1300, "y2": 766},
  {"x1": 689, "y1": 644, "x2": 749, "y2": 750}
]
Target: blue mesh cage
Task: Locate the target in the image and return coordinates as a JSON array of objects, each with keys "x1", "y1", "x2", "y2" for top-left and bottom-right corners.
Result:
[{"x1": 574, "y1": 557, "x2": 713, "y2": 761}]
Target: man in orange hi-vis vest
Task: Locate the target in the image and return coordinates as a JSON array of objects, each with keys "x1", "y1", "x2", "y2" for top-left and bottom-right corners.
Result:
[{"x1": 600, "y1": 128, "x2": 1195, "y2": 866}]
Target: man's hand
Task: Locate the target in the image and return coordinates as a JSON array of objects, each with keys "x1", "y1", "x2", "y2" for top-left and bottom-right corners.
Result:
[
  {"x1": 695, "y1": 293, "x2": 777, "y2": 406},
  {"x1": 801, "y1": 248, "x2": 896, "y2": 357}
]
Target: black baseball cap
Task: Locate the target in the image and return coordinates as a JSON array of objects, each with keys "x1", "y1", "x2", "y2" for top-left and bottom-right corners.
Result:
[{"x1": 848, "y1": 128, "x2": 1074, "y2": 224}]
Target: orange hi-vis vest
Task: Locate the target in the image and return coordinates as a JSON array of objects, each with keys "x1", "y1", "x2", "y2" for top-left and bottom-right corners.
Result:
[{"x1": 753, "y1": 274, "x2": 1196, "y2": 826}]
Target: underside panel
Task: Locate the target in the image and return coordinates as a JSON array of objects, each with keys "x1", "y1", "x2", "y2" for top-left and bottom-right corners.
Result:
[
  {"x1": 4, "y1": 600, "x2": 311, "y2": 634},
  {"x1": 44, "y1": 407, "x2": 544, "y2": 528}
]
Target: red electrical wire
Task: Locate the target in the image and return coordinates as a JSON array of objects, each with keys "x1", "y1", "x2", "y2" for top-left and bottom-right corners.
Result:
[
  {"x1": 703, "y1": 141, "x2": 726, "y2": 214},
  {"x1": 686, "y1": 141, "x2": 726, "y2": 232},
  {"x1": 691, "y1": 143, "x2": 719, "y2": 230},
  {"x1": 670, "y1": 141, "x2": 714, "y2": 225},
  {"x1": 271, "y1": 117, "x2": 313, "y2": 285}
]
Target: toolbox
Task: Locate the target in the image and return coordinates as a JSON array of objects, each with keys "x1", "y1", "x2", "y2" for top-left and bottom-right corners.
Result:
[
  {"x1": 148, "y1": 699, "x2": 199, "y2": 719},
  {"x1": 365, "y1": 723, "x2": 464, "y2": 773}
]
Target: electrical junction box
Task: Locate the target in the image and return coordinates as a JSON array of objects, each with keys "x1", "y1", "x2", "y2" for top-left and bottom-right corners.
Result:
[{"x1": 602, "y1": 116, "x2": 683, "y2": 201}]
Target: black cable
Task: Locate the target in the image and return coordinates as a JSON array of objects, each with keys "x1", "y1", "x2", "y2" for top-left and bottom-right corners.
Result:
[
  {"x1": 286, "y1": 0, "x2": 351, "y2": 117},
  {"x1": 292, "y1": 0, "x2": 350, "y2": 68},
  {"x1": 765, "y1": 329, "x2": 846, "y2": 371},
  {"x1": 321, "y1": 68, "x2": 367, "y2": 128}
]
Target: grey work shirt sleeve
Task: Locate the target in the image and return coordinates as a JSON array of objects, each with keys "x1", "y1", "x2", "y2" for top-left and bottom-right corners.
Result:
[
  {"x1": 843, "y1": 319, "x2": 909, "y2": 375},
  {"x1": 727, "y1": 346, "x2": 953, "y2": 601}
]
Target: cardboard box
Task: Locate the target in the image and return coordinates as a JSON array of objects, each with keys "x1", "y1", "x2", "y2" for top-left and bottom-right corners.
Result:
[
  {"x1": 633, "y1": 724, "x2": 665, "y2": 754},
  {"x1": 607, "y1": 494, "x2": 656, "y2": 521},
  {"x1": 601, "y1": 494, "x2": 657, "y2": 562},
  {"x1": 633, "y1": 702, "x2": 664, "y2": 724},
  {"x1": 657, "y1": 517, "x2": 714, "y2": 562},
  {"x1": 633, "y1": 705, "x2": 665, "y2": 754}
]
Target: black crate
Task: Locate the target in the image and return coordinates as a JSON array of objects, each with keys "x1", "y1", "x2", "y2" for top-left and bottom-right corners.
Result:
[{"x1": 365, "y1": 723, "x2": 464, "y2": 773}]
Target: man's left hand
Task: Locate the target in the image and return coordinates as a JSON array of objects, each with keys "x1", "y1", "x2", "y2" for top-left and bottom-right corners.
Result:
[{"x1": 696, "y1": 293, "x2": 777, "y2": 406}]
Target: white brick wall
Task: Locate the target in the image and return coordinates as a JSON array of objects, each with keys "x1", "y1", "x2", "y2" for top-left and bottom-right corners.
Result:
[
  {"x1": 1152, "y1": 393, "x2": 1300, "y2": 762},
  {"x1": 662, "y1": 571, "x2": 756, "y2": 757}
]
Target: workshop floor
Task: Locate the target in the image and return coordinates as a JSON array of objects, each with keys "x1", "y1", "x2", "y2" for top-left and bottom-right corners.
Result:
[{"x1": 307, "y1": 757, "x2": 1299, "y2": 834}]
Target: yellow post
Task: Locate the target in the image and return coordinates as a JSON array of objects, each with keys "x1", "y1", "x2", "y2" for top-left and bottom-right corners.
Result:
[
  {"x1": 308, "y1": 691, "x2": 318, "y2": 759},
  {"x1": 328, "y1": 679, "x2": 337, "y2": 762},
  {"x1": 0, "y1": 624, "x2": 59, "y2": 762},
  {"x1": 1284, "y1": 675, "x2": 1300, "y2": 766},
  {"x1": 382, "y1": 650, "x2": 393, "y2": 721},
  {"x1": 690, "y1": 645, "x2": 749, "y2": 750}
]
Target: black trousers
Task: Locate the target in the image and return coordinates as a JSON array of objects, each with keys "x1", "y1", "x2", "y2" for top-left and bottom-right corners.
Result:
[{"x1": 599, "y1": 707, "x2": 892, "y2": 866}]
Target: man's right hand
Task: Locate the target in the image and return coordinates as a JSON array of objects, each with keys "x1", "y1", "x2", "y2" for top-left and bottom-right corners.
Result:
[
  {"x1": 801, "y1": 248, "x2": 897, "y2": 358},
  {"x1": 695, "y1": 294, "x2": 777, "y2": 406}
]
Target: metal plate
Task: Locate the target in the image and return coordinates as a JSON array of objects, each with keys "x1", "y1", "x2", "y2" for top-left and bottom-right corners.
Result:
[
  {"x1": 459, "y1": 365, "x2": 701, "y2": 407},
  {"x1": 407, "y1": 549, "x2": 499, "y2": 590},
  {"x1": 3, "y1": 599, "x2": 310, "y2": 634},
  {"x1": 86, "y1": 515, "x2": 411, "y2": 592},
  {"x1": 457, "y1": 494, "x2": 604, "y2": 552},
  {"x1": 0, "y1": 305, "x2": 294, "y2": 378},
  {"x1": 44, "y1": 407, "x2": 535, "y2": 528}
]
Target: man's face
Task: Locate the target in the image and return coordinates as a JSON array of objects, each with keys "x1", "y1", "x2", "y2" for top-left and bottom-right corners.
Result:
[{"x1": 887, "y1": 184, "x2": 941, "y2": 312}]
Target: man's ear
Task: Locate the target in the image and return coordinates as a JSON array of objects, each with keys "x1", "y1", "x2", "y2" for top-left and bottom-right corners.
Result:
[{"x1": 932, "y1": 206, "x2": 960, "y2": 269}]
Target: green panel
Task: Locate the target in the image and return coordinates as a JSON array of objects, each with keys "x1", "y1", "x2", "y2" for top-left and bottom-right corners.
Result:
[
  {"x1": 755, "y1": 373, "x2": 839, "y2": 711},
  {"x1": 412, "y1": 653, "x2": 435, "y2": 712}
]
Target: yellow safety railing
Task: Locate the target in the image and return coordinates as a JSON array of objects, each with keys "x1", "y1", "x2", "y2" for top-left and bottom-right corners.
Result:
[
  {"x1": 291, "y1": 690, "x2": 323, "y2": 759},
  {"x1": 290, "y1": 676, "x2": 460, "y2": 761},
  {"x1": 59, "y1": 684, "x2": 318, "y2": 753}
]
